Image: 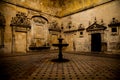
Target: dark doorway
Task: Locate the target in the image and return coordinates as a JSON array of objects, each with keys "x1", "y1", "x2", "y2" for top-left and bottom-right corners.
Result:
[{"x1": 91, "y1": 33, "x2": 101, "y2": 52}]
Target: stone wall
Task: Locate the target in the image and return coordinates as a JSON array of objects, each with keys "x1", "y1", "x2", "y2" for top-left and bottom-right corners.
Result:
[
  {"x1": 61, "y1": 0, "x2": 120, "y2": 53},
  {"x1": 0, "y1": 1, "x2": 59, "y2": 53}
]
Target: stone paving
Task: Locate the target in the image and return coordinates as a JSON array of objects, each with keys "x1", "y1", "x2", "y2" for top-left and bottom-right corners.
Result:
[{"x1": 0, "y1": 52, "x2": 120, "y2": 80}]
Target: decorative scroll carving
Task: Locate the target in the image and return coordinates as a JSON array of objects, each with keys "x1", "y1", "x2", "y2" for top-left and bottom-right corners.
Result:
[
  {"x1": 32, "y1": 15, "x2": 48, "y2": 26},
  {"x1": 86, "y1": 18, "x2": 107, "y2": 32},
  {"x1": 67, "y1": 21, "x2": 72, "y2": 29},
  {"x1": 64, "y1": 21, "x2": 77, "y2": 33},
  {"x1": 108, "y1": 18, "x2": 120, "y2": 27},
  {"x1": 49, "y1": 21, "x2": 61, "y2": 32},
  {"x1": 108, "y1": 18, "x2": 120, "y2": 35},
  {"x1": 64, "y1": 23, "x2": 85, "y2": 33},
  {"x1": 0, "y1": 12, "x2": 5, "y2": 27},
  {"x1": 78, "y1": 24, "x2": 85, "y2": 31},
  {"x1": 10, "y1": 12, "x2": 31, "y2": 28}
]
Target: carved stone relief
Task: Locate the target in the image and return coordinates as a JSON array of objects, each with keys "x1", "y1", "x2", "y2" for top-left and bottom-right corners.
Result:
[
  {"x1": 30, "y1": 16, "x2": 49, "y2": 48},
  {"x1": 10, "y1": 12, "x2": 31, "y2": 53},
  {"x1": 32, "y1": 16, "x2": 48, "y2": 26},
  {"x1": 10, "y1": 11, "x2": 31, "y2": 29},
  {"x1": 108, "y1": 18, "x2": 120, "y2": 35},
  {"x1": 66, "y1": 21, "x2": 72, "y2": 29},
  {"x1": 86, "y1": 18, "x2": 107, "y2": 32},
  {"x1": 108, "y1": 18, "x2": 120, "y2": 27},
  {"x1": 49, "y1": 21, "x2": 61, "y2": 32}
]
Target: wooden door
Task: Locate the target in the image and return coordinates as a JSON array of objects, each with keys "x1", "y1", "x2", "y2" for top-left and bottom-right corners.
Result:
[{"x1": 91, "y1": 33, "x2": 101, "y2": 52}]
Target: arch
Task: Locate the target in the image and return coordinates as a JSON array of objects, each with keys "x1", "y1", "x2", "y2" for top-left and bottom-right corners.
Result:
[
  {"x1": 31, "y1": 15, "x2": 49, "y2": 23},
  {"x1": 29, "y1": 15, "x2": 50, "y2": 51}
]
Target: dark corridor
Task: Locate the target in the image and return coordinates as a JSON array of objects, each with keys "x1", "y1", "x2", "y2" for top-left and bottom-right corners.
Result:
[{"x1": 91, "y1": 33, "x2": 101, "y2": 52}]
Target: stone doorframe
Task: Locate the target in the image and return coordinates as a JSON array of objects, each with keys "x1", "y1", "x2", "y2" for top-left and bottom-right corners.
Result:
[
  {"x1": 91, "y1": 33, "x2": 101, "y2": 52},
  {"x1": 88, "y1": 30, "x2": 107, "y2": 52},
  {"x1": 11, "y1": 26, "x2": 30, "y2": 53},
  {"x1": 10, "y1": 12, "x2": 31, "y2": 53}
]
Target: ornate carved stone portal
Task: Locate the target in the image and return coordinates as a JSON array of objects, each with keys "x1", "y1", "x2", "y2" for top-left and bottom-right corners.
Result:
[
  {"x1": 86, "y1": 22, "x2": 107, "y2": 32},
  {"x1": 10, "y1": 12, "x2": 31, "y2": 53},
  {"x1": 86, "y1": 18, "x2": 107, "y2": 52}
]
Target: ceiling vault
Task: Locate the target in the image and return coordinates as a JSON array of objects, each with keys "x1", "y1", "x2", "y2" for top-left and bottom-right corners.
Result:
[{"x1": 1, "y1": 0, "x2": 114, "y2": 18}]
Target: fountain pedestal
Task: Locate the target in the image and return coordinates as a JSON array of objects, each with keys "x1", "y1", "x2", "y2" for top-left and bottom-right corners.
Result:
[{"x1": 52, "y1": 36, "x2": 68, "y2": 61}]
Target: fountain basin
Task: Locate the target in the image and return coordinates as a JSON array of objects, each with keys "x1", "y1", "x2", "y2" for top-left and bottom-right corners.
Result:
[{"x1": 52, "y1": 44, "x2": 68, "y2": 47}]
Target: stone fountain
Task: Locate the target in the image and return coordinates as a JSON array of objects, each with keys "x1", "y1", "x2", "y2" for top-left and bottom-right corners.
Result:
[{"x1": 52, "y1": 35, "x2": 69, "y2": 62}]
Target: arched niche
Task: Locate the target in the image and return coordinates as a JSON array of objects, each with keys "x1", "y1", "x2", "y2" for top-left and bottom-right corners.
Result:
[{"x1": 30, "y1": 15, "x2": 49, "y2": 48}]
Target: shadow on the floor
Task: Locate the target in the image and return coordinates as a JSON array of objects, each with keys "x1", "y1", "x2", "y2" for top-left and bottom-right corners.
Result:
[
  {"x1": 70, "y1": 51, "x2": 120, "y2": 59},
  {"x1": 51, "y1": 58, "x2": 70, "y2": 63}
]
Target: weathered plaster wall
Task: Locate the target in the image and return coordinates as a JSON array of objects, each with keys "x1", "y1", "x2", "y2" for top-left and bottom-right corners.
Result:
[
  {"x1": 0, "y1": 2, "x2": 59, "y2": 53},
  {"x1": 0, "y1": 2, "x2": 31, "y2": 53},
  {"x1": 0, "y1": 2, "x2": 17, "y2": 53},
  {"x1": 61, "y1": 0, "x2": 120, "y2": 52}
]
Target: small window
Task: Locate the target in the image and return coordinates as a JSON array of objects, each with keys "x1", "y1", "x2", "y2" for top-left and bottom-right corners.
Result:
[
  {"x1": 111, "y1": 27, "x2": 118, "y2": 35},
  {"x1": 80, "y1": 32, "x2": 83, "y2": 38},
  {"x1": 80, "y1": 32, "x2": 83, "y2": 35},
  {"x1": 111, "y1": 27, "x2": 117, "y2": 32}
]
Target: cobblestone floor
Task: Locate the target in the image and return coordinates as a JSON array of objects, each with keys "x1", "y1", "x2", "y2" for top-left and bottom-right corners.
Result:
[{"x1": 0, "y1": 52, "x2": 120, "y2": 80}]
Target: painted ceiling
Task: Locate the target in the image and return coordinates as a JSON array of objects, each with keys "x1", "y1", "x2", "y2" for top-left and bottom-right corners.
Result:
[{"x1": 2, "y1": 0, "x2": 112, "y2": 17}]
